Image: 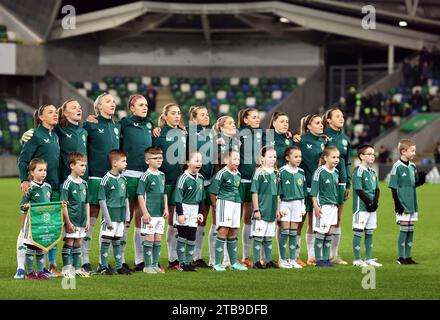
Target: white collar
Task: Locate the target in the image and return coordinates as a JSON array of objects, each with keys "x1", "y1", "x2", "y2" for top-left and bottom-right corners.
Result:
[
  {"x1": 284, "y1": 165, "x2": 299, "y2": 174},
  {"x1": 322, "y1": 165, "x2": 336, "y2": 173},
  {"x1": 147, "y1": 168, "x2": 161, "y2": 176},
  {"x1": 68, "y1": 175, "x2": 84, "y2": 184}
]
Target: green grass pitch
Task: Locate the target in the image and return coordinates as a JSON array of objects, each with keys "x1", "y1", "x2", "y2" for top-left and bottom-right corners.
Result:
[{"x1": 0, "y1": 178, "x2": 439, "y2": 300}]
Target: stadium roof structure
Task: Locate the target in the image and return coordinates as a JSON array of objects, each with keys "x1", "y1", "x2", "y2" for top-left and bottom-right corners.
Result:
[{"x1": 1, "y1": 0, "x2": 440, "y2": 49}]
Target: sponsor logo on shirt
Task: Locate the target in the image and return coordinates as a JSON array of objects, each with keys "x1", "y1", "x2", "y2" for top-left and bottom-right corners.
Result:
[
  {"x1": 66, "y1": 134, "x2": 72, "y2": 139},
  {"x1": 98, "y1": 129, "x2": 104, "y2": 134},
  {"x1": 307, "y1": 144, "x2": 312, "y2": 149}
]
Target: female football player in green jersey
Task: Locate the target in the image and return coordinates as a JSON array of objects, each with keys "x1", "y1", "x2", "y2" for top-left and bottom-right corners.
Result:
[
  {"x1": 82, "y1": 93, "x2": 120, "y2": 273},
  {"x1": 18, "y1": 104, "x2": 61, "y2": 277},
  {"x1": 119, "y1": 95, "x2": 155, "y2": 271},
  {"x1": 153, "y1": 103, "x2": 186, "y2": 270},
  {"x1": 238, "y1": 108, "x2": 266, "y2": 267},
  {"x1": 296, "y1": 114, "x2": 327, "y2": 267},
  {"x1": 323, "y1": 107, "x2": 351, "y2": 265},
  {"x1": 268, "y1": 112, "x2": 295, "y2": 169}
]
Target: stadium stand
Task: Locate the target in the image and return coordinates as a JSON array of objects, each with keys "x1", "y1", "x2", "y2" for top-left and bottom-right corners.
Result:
[
  {"x1": 337, "y1": 48, "x2": 440, "y2": 151},
  {"x1": 0, "y1": 99, "x2": 34, "y2": 155}
]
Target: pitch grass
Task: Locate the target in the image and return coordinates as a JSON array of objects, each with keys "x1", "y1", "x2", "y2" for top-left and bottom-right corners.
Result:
[{"x1": 0, "y1": 178, "x2": 439, "y2": 300}]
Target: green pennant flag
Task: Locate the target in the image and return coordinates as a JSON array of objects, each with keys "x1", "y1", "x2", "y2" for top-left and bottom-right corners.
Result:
[{"x1": 28, "y1": 201, "x2": 64, "y2": 252}]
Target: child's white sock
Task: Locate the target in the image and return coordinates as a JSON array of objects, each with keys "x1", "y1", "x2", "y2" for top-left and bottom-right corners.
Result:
[
  {"x1": 306, "y1": 232, "x2": 315, "y2": 259},
  {"x1": 331, "y1": 227, "x2": 341, "y2": 258},
  {"x1": 166, "y1": 225, "x2": 178, "y2": 262},
  {"x1": 194, "y1": 225, "x2": 205, "y2": 261},
  {"x1": 208, "y1": 224, "x2": 217, "y2": 265},
  {"x1": 16, "y1": 229, "x2": 25, "y2": 269},
  {"x1": 81, "y1": 217, "x2": 96, "y2": 265},
  {"x1": 242, "y1": 224, "x2": 251, "y2": 260},
  {"x1": 134, "y1": 227, "x2": 143, "y2": 265},
  {"x1": 295, "y1": 236, "x2": 301, "y2": 259},
  {"x1": 120, "y1": 222, "x2": 130, "y2": 263}
]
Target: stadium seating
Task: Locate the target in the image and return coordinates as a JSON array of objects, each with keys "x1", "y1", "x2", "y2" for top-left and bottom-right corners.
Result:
[
  {"x1": 0, "y1": 25, "x2": 8, "y2": 42},
  {"x1": 339, "y1": 60, "x2": 440, "y2": 150},
  {"x1": 0, "y1": 99, "x2": 34, "y2": 155},
  {"x1": 73, "y1": 76, "x2": 300, "y2": 126}
]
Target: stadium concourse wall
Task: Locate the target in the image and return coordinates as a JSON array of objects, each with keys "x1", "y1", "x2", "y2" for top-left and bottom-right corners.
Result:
[{"x1": 46, "y1": 36, "x2": 320, "y2": 81}]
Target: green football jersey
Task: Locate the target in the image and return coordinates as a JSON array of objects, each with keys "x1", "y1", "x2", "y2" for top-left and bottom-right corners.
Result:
[
  {"x1": 174, "y1": 171, "x2": 205, "y2": 204},
  {"x1": 120, "y1": 115, "x2": 154, "y2": 173},
  {"x1": 98, "y1": 172, "x2": 128, "y2": 222},
  {"x1": 210, "y1": 166, "x2": 241, "y2": 203},
  {"x1": 187, "y1": 124, "x2": 215, "y2": 181},
  {"x1": 388, "y1": 160, "x2": 418, "y2": 213},
  {"x1": 325, "y1": 127, "x2": 352, "y2": 187},
  {"x1": 83, "y1": 115, "x2": 120, "y2": 178},
  {"x1": 20, "y1": 181, "x2": 52, "y2": 212},
  {"x1": 136, "y1": 169, "x2": 165, "y2": 217},
  {"x1": 18, "y1": 125, "x2": 60, "y2": 189},
  {"x1": 55, "y1": 123, "x2": 88, "y2": 182},
  {"x1": 298, "y1": 133, "x2": 326, "y2": 189},
  {"x1": 310, "y1": 166, "x2": 339, "y2": 206},
  {"x1": 278, "y1": 165, "x2": 307, "y2": 201},
  {"x1": 269, "y1": 131, "x2": 294, "y2": 169},
  {"x1": 352, "y1": 165, "x2": 378, "y2": 213},
  {"x1": 152, "y1": 124, "x2": 186, "y2": 186},
  {"x1": 60, "y1": 176, "x2": 88, "y2": 227},
  {"x1": 238, "y1": 125, "x2": 266, "y2": 181},
  {"x1": 250, "y1": 168, "x2": 278, "y2": 222}
]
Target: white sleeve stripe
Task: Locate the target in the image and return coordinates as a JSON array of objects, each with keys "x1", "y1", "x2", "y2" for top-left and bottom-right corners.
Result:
[
  {"x1": 62, "y1": 179, "x2": 71, "y2": 190},
  {"x1": 177, "y1": 175, "x2": 188, "y2": 189},
  {"x1": 215, "y1": 168, "x2": 226, "y2": 180},
  {"x1": 313, "y1": 167, "x2": 323, "y2": 180}
]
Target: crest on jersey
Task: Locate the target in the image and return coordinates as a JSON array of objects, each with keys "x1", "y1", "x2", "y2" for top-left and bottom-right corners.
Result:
[
  {"x1": 47, "y1": 191, "x2": 51, "y2": 198},
  {"x1": 114, "y1": 128, "x2": 119, "y2": 135},
  {"x1": 321, "y1": 143, "x2": 325, "y2": 151},
  {"x1": 82, "y1": 135, "x2": 86, "y2": 141},
  {"x1": 181, "y1": 136, "x2": 186, "y2": 143},
  {"x1": 297, "y1": 178, "x2": 303, "y2": 186},
  {"x1": 121, "y1": 183, "x2": 126, "y2": 190},
  {"x1": 256, "y1": 132, "x2": 261, "y2": 139},
  {"x1": 342, "y1": 139, "x2": 348, "y2": 146},
  {"x1": 147, "y1": 123, "x2": 152, "y2": 129},
  {"x1": 285, "y1": 139, "x2": 291, "y2": 146}
]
